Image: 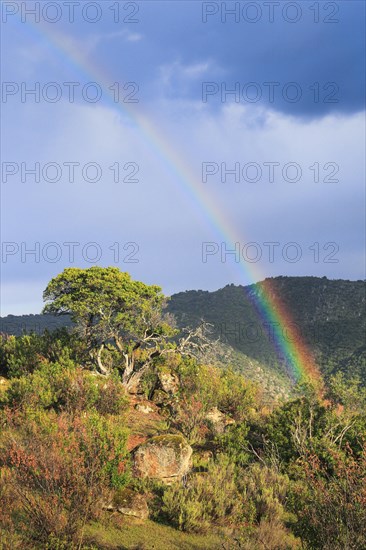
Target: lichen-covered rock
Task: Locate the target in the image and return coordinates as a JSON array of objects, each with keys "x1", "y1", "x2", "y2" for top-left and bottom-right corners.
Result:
[
  {"x1": 134, "y1": 402, "x2": 155, "y2": 414},
  {"x1": 157, "y1": 371, "x2": 179, "y2": 394},
  {"x1": 133, "y1": 434, "x2": 192, "y2": 483},
  {"x1": 104, "y1": 488, "x2": 149, "y2": 519},
  {"x1": 205, "y1": 407, "x2": 235, "y2": 435}
]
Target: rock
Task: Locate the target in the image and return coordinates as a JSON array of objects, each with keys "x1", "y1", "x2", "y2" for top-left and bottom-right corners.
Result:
[
  {"x1": 134, "y1": 403, "x2": 155, "y2": 414},
  {"x1": 157, "y1": 371, "x2": 179, "y2": 394},
  {"x1": 133, "y1": 434, "x2": 192, "y2": 484},
  {"x1": 104, "y1": 488, "x2": 149, "y2": 519},
  {"x1": 127, "y1": 434, "x2": 147, "y2": 453},
  {"x1": 205, "y1": 407, "x2": 235, "y2": 435}
]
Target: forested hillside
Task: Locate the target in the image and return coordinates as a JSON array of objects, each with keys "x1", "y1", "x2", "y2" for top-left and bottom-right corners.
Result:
[
  {"x1": 168, "y1": 276, "x2": 366, "y2": 383},
  {"x1": 2, "y1": 276, "x2": 365, "y2": 396}
]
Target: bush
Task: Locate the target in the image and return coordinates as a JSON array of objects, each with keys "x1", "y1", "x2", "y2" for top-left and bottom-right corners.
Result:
[
  {"x1": 239, "y1": 463, "x2": 291, "y2": 525},
  {"x1": 216, "y1": 421, "x2": 250, "y2": 466},
  {"x1": 0, "y1": 329, "x2": 88, "y2": 379},
  {"x1": 162, "y1": 454, "x2": 254, "y2": 532},
  {"x1": 288, "y1": 444, "x2": 366, "y2": 549},
  {"x1": 5, "y1": 363, "x2": 129, "y2": 416},
  {"x1": 0, "y1": 409, "x2": 130, "y2": 546},
  {"x1": 0, "y1": 333, "x2": 45, "y2": 378},
  {"x1": 172, "y1": 359, "x2": 258, "y2": 444},
  {"x1": 217, "y1": 368, "x2": 258, "y2": 422}
]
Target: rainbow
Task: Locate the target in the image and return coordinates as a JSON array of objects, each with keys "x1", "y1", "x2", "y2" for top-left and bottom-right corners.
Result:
[{"x1": 12, "y1": 17, "x2": 323, "y2": 394}]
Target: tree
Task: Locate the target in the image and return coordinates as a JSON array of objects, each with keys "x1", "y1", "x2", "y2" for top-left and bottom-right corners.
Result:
[{"x1": 43, "y1": 267, "x2": 174, "y2": 382}]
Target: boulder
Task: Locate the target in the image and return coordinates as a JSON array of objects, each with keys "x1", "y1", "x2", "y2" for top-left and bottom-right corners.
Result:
[
  {"x1": 205, "y1": 407, "x2": 235, "y2": 435},
  {"x1": 157, "y1": 371, "x2": 179, "y2": 394},
  {"x1": 133, "y1": 434, "x2": 192, "y2": 484},
  {"x1": 134, "y1": 402, "x2": 155, "y2": 414},
  {"x1": 104, "y1": 488, "x2": 149, "y2": 519}
]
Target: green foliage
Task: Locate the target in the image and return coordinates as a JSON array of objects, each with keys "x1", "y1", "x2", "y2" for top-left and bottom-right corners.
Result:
[
  {"x1": 0, "y1": 333, "x2": 45, "y2": 377},
  {"x1": 327, "y1": 371, "x2": 366, "y2": 411},
  {"x1": 216, "y1": 421, "x2": 250, "y2": 466},
  {"x1": 162, "y1": 455, "x2": 293, "y2": 538},
  {"x1": 173, "y1": 358, "x2": 258, "y2": 444},
  {"x1": 43, "y1": 267, "x2": 174, "y2": 375},
  {"x1": 0, "y1": 329, "x2": 87, "y2": 378},
  {"x1": 258, "y1": 391, "x2": 366, "y2": 474},
  {"x1": 4, "y1": 362, "x2": 129, "y2": 416},
  {"x1": 176, "y1": 359, "x2": 258, "y2": 421},
  {"x1": 43, "y1": 267, "x2": 165, "y2": 336},
  {"x1": 262, "y1": 396, "x2": 329, "y2": 464},
  {"x1": 84, "y1": 410, "x2": 130, "y2": 489},
  {"x1": 216, "y1": 367, "x2": 258, "y2": 421},
  {"x1": 240, "y1": 463, "x2": 291, "y2": 525},
  {"x1": 162, "y1": 454, "x2": 254, "y2": 532}
]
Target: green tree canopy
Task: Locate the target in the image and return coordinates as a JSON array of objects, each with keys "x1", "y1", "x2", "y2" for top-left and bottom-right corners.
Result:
[{"x1": 43, "y1": 267, "x2": 174, "y2": 379}]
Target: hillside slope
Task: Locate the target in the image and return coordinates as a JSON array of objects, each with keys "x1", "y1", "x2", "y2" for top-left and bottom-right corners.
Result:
[
  {"x1": 1, "y1": 276, "x2": 365, "y2": 392},
  {"x1": 167, "y1": 276, "x2": 366, "y2": 383}
]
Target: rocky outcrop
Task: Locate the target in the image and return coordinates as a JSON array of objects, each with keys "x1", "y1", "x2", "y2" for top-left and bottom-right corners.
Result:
[
  {"x1": 151, "y1": 371, "x2": 180, "y2": 405},
  {"x1": 157, "y1": 371, "x2": 179, "y2": 394},
  {"x1": 133, "y1": 434, "x2": 192, "y2": 484},
  {"x1": 151, "y1": 389, "x2": 169, "y2": 405},
  {"x1": 104, "y1": 488, "x2": 149, "y2": 519},
  {"x1": 126, "y1": 369, "x2": 180, "y2": 398},
  {"x1": 205, "y1": 407, "x2": 235, "y2": 435},
  {"x1": 134, "y1": 402, "x2": 155, "y2": 414}
]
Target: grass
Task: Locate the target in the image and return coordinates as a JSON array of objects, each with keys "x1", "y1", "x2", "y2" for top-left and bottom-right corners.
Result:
[{"x1": 85, "y1": 516, "x2": 226, "y2": 550}]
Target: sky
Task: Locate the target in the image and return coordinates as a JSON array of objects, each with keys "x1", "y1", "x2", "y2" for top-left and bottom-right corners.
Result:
[{"x1": 1, "y1": 0, "x2": 365, "y2": 315}]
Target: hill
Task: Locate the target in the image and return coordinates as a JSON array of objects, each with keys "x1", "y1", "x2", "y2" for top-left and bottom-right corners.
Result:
[
  {"x1": 167, "y1": 277, "x2": 366, "y2": 383},
  {"x1": 1, "y1": 276, "x2": 365, "y2": 394},
  {"x1": 1, "y1": 269, "x2": 365, "y2": 549}
]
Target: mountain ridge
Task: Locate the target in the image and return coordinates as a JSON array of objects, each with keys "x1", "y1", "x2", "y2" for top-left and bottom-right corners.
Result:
[{"x1": 2, "y1": 276, "x2": 365, "y2": 393}]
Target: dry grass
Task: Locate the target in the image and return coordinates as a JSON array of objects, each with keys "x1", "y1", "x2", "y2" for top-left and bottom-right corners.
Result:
[{"x1": 85, "y1": 516, "x2": 226, "y2": 549}]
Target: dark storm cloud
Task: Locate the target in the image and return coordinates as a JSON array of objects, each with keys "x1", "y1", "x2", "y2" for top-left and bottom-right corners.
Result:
[{"x1": 102, "y1": 0, "x2": 365, "y2": 118}]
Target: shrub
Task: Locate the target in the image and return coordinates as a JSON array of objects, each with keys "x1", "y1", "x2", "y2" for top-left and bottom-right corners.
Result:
[
  {"x1": 174, "y1": 395, "x2": 208, "y2": 445},
  {"x1": 173, "y1": 359, "x2": 258, "y2": 444},
  {"x1": 289, "y1": 444, "x2": 366, "y2": 549},
  {"x1": 0, "y1": 333, "x2": 45, "y2": 377},
  {"x1": 216, "y1": 421, "x2": 250, "y2": 466},
  {"x1": 162, "y1": 454, "x2": 254, "y2": 532},
  {"x1": 217, "y1": 368, "x2": 258, "y2": 422},
  {"x1": 239, "y1": 463, "x2": 291, "y2": 525},
  {"x1": 0, "y1": 409, "x2": 130, "y2": 546},
  {"x1": 5, "y1": 363, "x2": 129, "y2": 416},
  {"x1": 0, "y1": 329, "x2": 88, "y2": 379}
]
